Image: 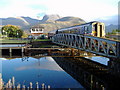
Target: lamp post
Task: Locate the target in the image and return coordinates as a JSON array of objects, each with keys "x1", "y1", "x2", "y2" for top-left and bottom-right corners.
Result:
[
  {"x1": 17, "y1": 32, "x2": 19, "y2": 39},
  {"x1": 2, "y1": 30, "x2": 7, "y2": 38},
  {"x1": 6, "y1": 32, "x2": 7, "y2": 37},
  {"x1": 2, "y1": 30, "x2": 4, "y2": 34}
]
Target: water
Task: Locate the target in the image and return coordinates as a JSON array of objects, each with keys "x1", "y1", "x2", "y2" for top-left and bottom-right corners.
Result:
[
  {"x1": 85, "y1": 56, "x2": 109, "y2": 65},
  {"x1": 0, "y1": 44, "x2": 25, "y2": 47},
  {"x1": 1, "y1": 57, "x2": 84, "y2": 88}
]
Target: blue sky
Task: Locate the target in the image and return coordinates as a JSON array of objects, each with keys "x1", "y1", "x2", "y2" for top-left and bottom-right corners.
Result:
[{"x1": 0, "y1": 0, "x2": 119, "y2": 21}]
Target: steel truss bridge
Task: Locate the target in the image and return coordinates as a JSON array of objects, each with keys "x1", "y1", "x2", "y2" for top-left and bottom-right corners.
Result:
[{"x1": 52, "y1": 34, "x2": 120, "y2": 59}]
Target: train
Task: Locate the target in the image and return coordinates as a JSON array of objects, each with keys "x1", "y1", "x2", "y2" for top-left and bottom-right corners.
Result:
[{"x1": 48, "y1": 21, "x2": 105, "y2": 39}]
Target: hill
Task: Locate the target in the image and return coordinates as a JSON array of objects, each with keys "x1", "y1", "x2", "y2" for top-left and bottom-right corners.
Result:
[
  {"x1": 39, "y1": 15, "x2": 85, "y2": 33},
  {"x1": 41, "y1": 14, "x2": 61, "y2": 22},
  {"x1": 105, "y1": 24, "x2": 118, "y2": 33},
  {"x1": 0, "y1": 14, "x2": 86, "y2": 33}
]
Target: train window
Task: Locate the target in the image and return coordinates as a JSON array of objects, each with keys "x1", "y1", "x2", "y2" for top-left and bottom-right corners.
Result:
[
  {"x1": 59, "y1": 31, "x2": 62, "y2": 33},
  {"x1": 65, "y1": 30, "x2": 69, "y2": 33},
  {"x1": 71, "y1": 29, "x2": 75, "y2": 33},
  {"x1": 68, "y1": 30, "x2": 70, "y2": 33},
  {"x1": 84, "y1": 26, "x2": 88, "y2": 32},
  {"x1": 75, "y1": 29, "x2": 78, "y2": 33}
]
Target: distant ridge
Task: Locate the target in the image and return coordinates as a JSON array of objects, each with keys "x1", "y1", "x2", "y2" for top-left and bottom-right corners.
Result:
[
  {"x1": 0, "y1": 14, "x2": 86, "y2": 33},
  {"x1": 41, "y1": 14, "x2": 61, "y2": 22}
]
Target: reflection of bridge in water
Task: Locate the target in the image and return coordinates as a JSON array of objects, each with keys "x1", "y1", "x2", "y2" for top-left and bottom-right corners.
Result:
[{"x1": 53, "y1": 56, "x2": 120, "y2": 90}]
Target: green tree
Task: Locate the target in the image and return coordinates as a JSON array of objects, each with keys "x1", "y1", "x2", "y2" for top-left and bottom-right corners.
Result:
[
  {"x1": 1, "y1": 25, "x2": 23, "y2": 38},
  {"x1": 21, "y1": 31, "x2": 28, "y2": 38}
]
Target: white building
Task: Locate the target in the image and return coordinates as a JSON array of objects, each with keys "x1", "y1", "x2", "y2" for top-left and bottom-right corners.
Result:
[{"x1": 30, "y1": 25, "x2": 44, "y2": 39}]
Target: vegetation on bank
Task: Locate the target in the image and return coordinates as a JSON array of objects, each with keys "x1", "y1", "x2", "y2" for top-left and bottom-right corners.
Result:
[
  {"x1": 1, "y1": 39, "x2": 30, "y2": 44},
  {"x1": 0, "y1": 39, "x2": 51, "y2": 44},
  {"x1": 33, "y1": 39, "x2": 51, "y2": 42},
  {"x1": 1, "y1": 25, "x2": 23, "y2": 38},
  {"x1": 106, "y1": 29, "x2": 120, "y2": 35}
]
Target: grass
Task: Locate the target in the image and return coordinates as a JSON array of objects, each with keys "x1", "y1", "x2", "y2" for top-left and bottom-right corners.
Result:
[
  {"x1": 39, "y1": 45, "x2": 58, "y2": 48},
  {"x1": 1, "y1": 39, "x2": 30, "y2": 44},
  {"x1": 0, "y1": 39, "x2": 51, "y2": 44},
  {"x1": 33, "y1": 39, "x2": 51, "y2": 42}
]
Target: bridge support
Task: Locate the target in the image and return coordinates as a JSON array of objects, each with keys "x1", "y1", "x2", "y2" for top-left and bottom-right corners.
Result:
[
  {"x1": 71, "y1": 48, "x2": 75, "y2": 56},
  {"x1": 48, "y1": 49, "x2": 51, "y2": 56},
  {"x1": 108, "y1": 58, "x2": 120, "y2": 77}
]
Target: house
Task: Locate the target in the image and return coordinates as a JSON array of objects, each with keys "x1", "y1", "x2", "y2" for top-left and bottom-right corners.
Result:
[{"x1": 30, "y1": 25, "x2": 44, "y2": 39}]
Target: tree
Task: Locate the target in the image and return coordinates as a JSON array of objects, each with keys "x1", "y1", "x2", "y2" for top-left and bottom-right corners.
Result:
[
  {"x1": 22, "y1": 31, "x2": 29, "y2": 38},
  {"x1": 1, "y1": 25, "x2": 23, "y2": 38}
]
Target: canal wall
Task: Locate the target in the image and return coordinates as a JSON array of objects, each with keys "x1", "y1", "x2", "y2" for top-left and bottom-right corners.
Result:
[{"x1": 31, "y1": 41, "x2": 57, "y2": 48}]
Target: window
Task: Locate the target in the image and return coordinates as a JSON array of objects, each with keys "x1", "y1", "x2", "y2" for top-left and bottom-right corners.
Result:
[
  {"x1": 84, "y1": 26, "x2": 88, "y2": 31},
  {"x1": 40, "y1": 29, "x2": 43, "y2": 31},
  {"x1": 36, "y1": 28, "x2": 38, "y2": 31},
  {"x1": 32, "y1": 29, "x2": 35, "y2": 31}
]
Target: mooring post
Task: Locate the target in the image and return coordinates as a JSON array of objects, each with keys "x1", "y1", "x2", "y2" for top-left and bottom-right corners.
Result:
[
  {"x1": 48, "y1": 49, "x2": 51, "y2": 55},
  {"x1": 9, "y1": 48, "x2": 12, "y2": 57},
  {"x1": 22, "y1": 47, "x2": 24, "y2": 53},
  {"x1": 116, "y1": 42, "x2": 120, "y2": 58},
  {"x1": 9, "y1": 48, "x2": 12, "y2": 53},
  {"x1": 9, "y1": 52, "x2": 12, "y2": 58}
]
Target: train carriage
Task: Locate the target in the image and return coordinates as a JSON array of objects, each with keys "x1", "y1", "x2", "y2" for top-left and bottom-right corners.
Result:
[{"x1": 56, "y1": 21, "x2": 105, "y2": 37}]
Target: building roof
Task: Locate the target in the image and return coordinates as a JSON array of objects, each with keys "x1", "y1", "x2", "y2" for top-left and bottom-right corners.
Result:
[{"x1": 31, "y1": 24, "x2": 44, "y2": 29}]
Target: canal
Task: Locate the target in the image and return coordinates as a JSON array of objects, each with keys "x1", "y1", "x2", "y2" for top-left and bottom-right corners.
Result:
[
  {"x1": 0, "y1": 56, "x2": 84, "y2": 89},
  {"x1": 0, "y1": 44, "x2": 120, "y2": 89}
]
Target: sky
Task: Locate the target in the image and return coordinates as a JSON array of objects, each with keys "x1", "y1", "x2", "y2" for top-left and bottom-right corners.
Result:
[{"x1": 0, "y1": 0, "x2": 119, "y2": 21}]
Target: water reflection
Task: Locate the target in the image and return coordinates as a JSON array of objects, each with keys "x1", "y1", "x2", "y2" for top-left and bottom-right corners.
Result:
[
  {"x1": 0, "y1": 44, "x2": 25, "y2": 47},
  {"x1": 85, "y1": 57, "x2": 109, "y2": 66},
  {"x1": 1, "y1": 56, "x2": 84, "y2": 89},
  {"x1": 53, "y1": 56, "x2": 120, "y2": 90},
  {"x1": 1, "y1": 48, "x2": 119, "y2": 89},
  {"x1": 16, "y1": 57, "x2": 64, "y2": 71}
]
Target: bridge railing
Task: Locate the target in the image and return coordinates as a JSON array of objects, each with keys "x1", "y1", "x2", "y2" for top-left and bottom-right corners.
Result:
[{"x1": 52, "y1": 34, "x2": 120, "y2": 59}]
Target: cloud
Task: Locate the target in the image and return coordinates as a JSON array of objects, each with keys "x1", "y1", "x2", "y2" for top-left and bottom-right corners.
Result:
[
  {"x1": 0, "y1": 0, "x2": 118, "y2": 21},
  {"x1": 15, "y1": 57, "x2": 64, "y2": 71},
  {"x1": 0, "y1": 0, "x2": 47, "y2": 18},
  {"x1": 44, "y1": 0, "x2": 118, "y2": 21}
]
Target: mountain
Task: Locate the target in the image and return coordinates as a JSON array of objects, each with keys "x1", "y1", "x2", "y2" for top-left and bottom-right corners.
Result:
[
  {"x1": 41, "y1": 14, "x2": 61, "y2": 22},
  {"x1": 105, "y1": 24, "x2": 118, "y2": 33},
  {"x1": 0, "y1": 14, "x2": 86, "y2": 33},
  {"x1": 21, "y1": 17, "x2": 39, "y2": 25},
  {"x1": 95, "y1": 15, "x2": 118, "y2": 33},
  {"x1": 1, "y1": 17, "x2": 40, "y2": 28},
  {"x1": 1, "y1": 17, "x2": 30, "y2": 28},
  {"x1": 39, "y1": 16, "x2": 85, "y2": 33},
  {"x1": 1, "y1": 14, "x2": 119, "y2": 34},
  {"x1": 57, "y1": 16, "x2": 84, "y2": 22},
  {"x1": 96, "y1": 15, "x2": 118, "y2": 26}
]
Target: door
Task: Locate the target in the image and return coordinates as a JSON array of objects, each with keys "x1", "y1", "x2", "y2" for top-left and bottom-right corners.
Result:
[{"x1": 100, "y1": 25, "x2": 102, "y2": 37}]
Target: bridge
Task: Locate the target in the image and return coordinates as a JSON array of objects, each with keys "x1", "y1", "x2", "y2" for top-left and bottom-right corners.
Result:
[
  {"x1": 52, "y1": 34, "x2": 120, "y2": 59},
  {"x1": 52, "y1": 34, "x2": 120, "y2": 76}
]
